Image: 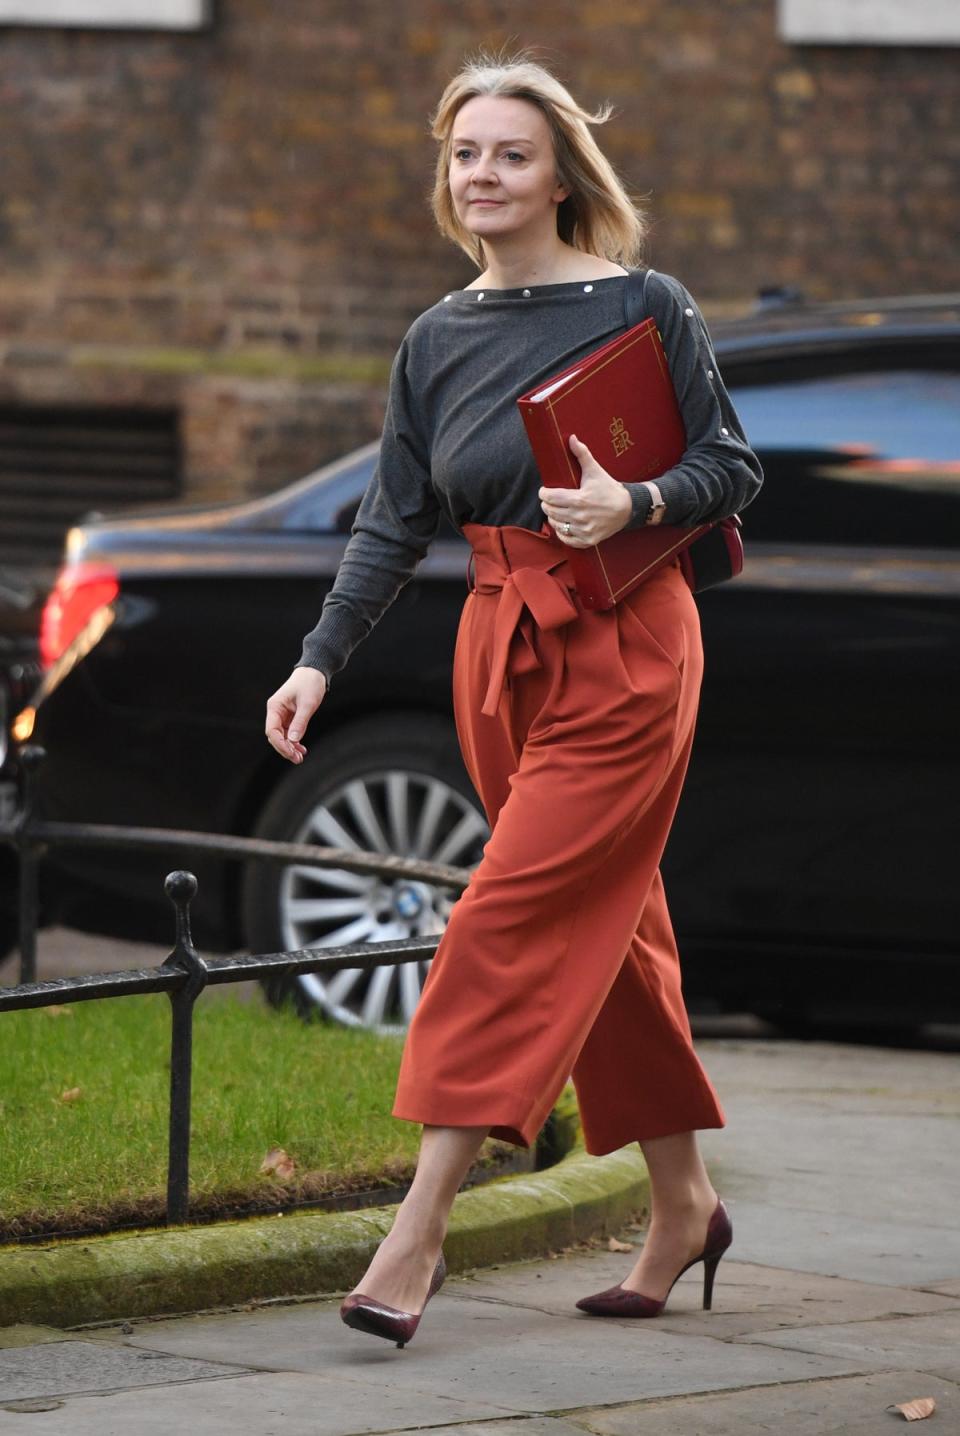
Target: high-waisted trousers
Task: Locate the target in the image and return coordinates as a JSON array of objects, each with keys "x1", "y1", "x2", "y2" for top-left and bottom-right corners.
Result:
[{"x1": 391, "y1": 521, "x2": 726, "y2": 1156}]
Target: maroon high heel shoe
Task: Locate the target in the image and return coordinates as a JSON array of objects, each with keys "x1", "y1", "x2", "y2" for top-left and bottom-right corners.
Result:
[
  {"x1": 340, "y1": 1250, "x2": 447, "y2": 1348},
  {"x1": 575, "y1": 1197, "x2": 732, "y2": 1318}
]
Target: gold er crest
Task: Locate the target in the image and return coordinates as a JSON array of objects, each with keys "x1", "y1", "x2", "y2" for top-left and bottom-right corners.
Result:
[{"x1": 609, "y1": 415, "x2": 634, "y2": 458}]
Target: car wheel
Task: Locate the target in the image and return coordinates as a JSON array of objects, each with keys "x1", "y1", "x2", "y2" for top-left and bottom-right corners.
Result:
[{"x1": 243, "y1": 713, "x2": 490, "y2": 1032}]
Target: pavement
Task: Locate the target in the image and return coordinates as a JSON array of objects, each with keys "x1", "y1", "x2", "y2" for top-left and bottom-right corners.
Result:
[{"x1": 2, "y1": 1032, "x2": 959, "y2": 1434}]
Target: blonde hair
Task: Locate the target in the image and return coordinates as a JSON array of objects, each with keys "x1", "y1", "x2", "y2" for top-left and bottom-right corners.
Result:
[{"x1": 429, "y1": 47, "x2": 649, "y2": 269}]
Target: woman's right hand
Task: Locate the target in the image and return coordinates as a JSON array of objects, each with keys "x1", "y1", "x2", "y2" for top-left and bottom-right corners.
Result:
[{"x1": 265, "y1": 666, "x2": 328, "y2": 764}]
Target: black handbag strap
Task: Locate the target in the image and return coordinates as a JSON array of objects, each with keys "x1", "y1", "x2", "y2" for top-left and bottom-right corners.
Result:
[{"x1": 624, "y1": 265, "x2": 655, "y2": 329}]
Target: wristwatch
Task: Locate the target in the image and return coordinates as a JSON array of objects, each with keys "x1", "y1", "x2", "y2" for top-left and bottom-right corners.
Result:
[{"x1": 643, "y1": 481, "x2": 667, "y2": 526}]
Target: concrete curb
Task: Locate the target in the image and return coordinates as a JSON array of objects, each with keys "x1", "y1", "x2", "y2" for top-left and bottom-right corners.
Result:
[{"x1": 0, "y1": 1115, "x2": 649, "y2": 1329}]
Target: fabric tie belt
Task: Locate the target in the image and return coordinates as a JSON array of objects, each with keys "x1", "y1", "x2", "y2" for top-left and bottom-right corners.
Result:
[{"x1": 461, "y1": 522, "x2": 583, "y2": 718}]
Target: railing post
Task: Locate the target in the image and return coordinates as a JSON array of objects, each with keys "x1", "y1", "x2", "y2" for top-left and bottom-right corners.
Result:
[
  {"x1": 160, "y1": 871, "x2": 209, "y2": 1225},
  {"x1": 14, "y1": 744, "x2": 46, "y2": 987}
]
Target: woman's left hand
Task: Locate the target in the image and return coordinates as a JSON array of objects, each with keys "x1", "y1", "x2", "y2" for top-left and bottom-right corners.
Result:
[{"x1": 539, "y1": 434, "x2": 633, "y2": 547}]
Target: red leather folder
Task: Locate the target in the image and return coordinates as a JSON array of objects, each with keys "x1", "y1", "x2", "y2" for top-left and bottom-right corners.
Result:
[{"x1": 517, "y1": 316, "x2": 713, "y2": 610}]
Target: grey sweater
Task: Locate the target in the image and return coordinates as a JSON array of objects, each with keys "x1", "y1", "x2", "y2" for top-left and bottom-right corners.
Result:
[{"x1": 296, "y1": 267, "x2": 763, "y2": 684}]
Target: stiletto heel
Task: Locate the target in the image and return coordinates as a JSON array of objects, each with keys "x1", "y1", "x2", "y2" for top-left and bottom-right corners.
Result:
[
  {"x1": 702, "y1": 1251, "x2": 722, "y2": 1310},
  {"x1": 576, "y1": 1196, "x2": 732, "y2": 1319},
  {"x1": 340, "y1": 1250, "x2": 446, "y2": 1348}
]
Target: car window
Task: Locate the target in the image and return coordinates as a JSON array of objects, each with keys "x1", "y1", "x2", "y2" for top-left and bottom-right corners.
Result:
[
  {"x1": 294, "y1": 455, "x2": 459, "y2": 540},
  {"x1": 729, "y1": 367, "x2": 960, "y2": 548},
  {"x1": 266, "y1": 454, "x2": 375, "y2": 531},
  {"x1": 330, "y1": 495, "x2": 461, "y2": 542}
]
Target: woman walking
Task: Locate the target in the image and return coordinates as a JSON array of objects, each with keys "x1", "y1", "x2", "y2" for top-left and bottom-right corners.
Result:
[{"x1": 265, "y1": 51, "x2": 763, "y2": 1347}]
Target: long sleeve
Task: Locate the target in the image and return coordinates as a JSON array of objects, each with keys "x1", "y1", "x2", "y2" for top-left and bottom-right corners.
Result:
[
  {"x1": 295, "y1": 338, "x2": 442, "y2": 684},
  {"x1": 623, "y1": 271, "x2": 764, "y2": 529}
]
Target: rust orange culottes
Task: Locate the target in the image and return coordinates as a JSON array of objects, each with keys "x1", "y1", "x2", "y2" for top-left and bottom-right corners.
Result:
[{"x1": 391, "y1": 521, "x2": 726, "y2": 1156}]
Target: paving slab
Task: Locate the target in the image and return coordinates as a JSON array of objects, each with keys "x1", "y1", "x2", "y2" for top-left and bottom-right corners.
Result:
[
  {"x1": 696, "y1": 1197, "x2": 960, "y2": 1286},
  {"x1": 0, "y1": 1338, "x2": 248, "y2": 1402},
  {"x1": 696, "y1": 1039, "x2": 960, "y2": 1285},
  {"x1": 446, "y1": 1251, "x2": 960, "y2": 1337},
  {"x1": 735, "y1": 1308, "x2": 960, "y2": 1381},
  {"x1": 0, "y1": 1369, "x2": 509, "y2": 1435},
  {"x1": 923, "y1": 1277, "x2": 960, "y2": 1297},
  {"x1": 568, "y1": 1369, "x2": 960, "y2": 1436},
  {"x1": 80, "y1": 1286, "x2": 860, "y2": 1410}
]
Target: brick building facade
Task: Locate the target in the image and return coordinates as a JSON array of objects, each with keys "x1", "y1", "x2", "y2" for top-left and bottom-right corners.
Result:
[{"x1": 1, "y1": 1, "x2": 958, "y2": 554}]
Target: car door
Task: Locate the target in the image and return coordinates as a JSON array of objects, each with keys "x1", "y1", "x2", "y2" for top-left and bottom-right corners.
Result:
[{"x1": 665, "y1": 337, "x2": 960, "y2": 1020}]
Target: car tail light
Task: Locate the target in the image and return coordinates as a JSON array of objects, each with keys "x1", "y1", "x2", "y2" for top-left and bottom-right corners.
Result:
[{"x1": 40, "y1": 562, "x2": 120, "y2": 669}]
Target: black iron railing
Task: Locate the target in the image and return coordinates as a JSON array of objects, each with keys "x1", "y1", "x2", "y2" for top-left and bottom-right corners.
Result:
[{"x1": 0, "y1": 744, "x2": 474, "y2": 1226}]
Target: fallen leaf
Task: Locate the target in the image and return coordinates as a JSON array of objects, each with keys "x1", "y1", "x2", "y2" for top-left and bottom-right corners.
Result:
[
  {"x1": 44, "y1": 1006, "x2": 74, "y2": 1018},
  {"x1": 608, "y1": 1236, "x2": 635, "y2": 1252},
  {"x1": 259, "y1": 1147, "x2": 296, "y2": 1180},
  {"x1": 59, "y1": 1087, "x2": 82, "y2": 1103},
  {"x1": 889, "y1": 1397, "x2": 936, "y2": 1421}
]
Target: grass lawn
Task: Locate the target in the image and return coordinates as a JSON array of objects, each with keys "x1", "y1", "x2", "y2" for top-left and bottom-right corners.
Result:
[{"x1": 0, "y1": 992, "x2": 519, "y2": 1241}]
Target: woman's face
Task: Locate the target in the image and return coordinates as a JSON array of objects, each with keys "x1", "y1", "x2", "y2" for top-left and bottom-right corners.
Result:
[{"x1": 447, "y1": 94, "x2": 570, "y2": 244}]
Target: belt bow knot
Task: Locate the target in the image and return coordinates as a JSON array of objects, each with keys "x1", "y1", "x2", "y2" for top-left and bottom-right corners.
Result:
[{"x1": 464, "y1": 525, "x2": 580, "y2": 718}]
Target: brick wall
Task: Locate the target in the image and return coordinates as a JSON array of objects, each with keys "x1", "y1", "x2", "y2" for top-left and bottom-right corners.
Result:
[{"x1": 1, "y1": 0, "x2": 958, "y2": 509}]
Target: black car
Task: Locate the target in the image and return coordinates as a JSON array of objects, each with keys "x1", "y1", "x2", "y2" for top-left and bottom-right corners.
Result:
[{"x1": 6, "y1": 290, "x2": 960, "y2": 1032}]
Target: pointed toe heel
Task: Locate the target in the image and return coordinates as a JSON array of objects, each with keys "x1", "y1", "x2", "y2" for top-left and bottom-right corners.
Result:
[
  {"x1": 340, "y1": 1250, "x2": 447, "y2": 1348},
  {"x1": 575, "y1": 1285, "x2": 665, "y2": 1318},
  {"x1": 576, "y1": 1197, "x2": 732, "y2": 1319}
]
